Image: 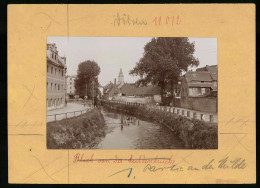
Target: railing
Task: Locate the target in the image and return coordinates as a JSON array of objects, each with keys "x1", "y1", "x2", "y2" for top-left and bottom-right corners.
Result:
[
  {"x1": 101, "y1": 99, "x2": 218, "y2": 123},
  {"x1": 47, "y1": 107, "x2": 94, "y2": 123}
]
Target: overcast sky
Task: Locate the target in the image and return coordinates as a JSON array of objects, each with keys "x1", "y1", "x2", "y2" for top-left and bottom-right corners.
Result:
[{"x1": 47, "y1": 37, "x2": 217, "y2": 86}]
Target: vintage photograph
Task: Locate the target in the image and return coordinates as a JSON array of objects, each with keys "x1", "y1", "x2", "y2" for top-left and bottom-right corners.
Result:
[{"x1": 46, "y1": 37, "x2": 218, "y2": 149}]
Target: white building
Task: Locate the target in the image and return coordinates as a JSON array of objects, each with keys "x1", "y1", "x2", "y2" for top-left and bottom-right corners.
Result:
[{"x1": 67, "y1": 75, "x2": 76, "y2": 98}]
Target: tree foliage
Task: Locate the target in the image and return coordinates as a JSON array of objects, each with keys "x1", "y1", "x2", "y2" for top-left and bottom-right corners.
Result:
[
  {"x1": 130, "y1": 37, "x2": 199, "y2": 101},
  {"x1": 74, "y1": 60, "x2": 100, "y2": 98}
]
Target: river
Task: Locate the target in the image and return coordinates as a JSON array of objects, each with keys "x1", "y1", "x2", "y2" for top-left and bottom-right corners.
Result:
[{"x1": 94, "y1": 107, "x2": 186, "y2": 149}]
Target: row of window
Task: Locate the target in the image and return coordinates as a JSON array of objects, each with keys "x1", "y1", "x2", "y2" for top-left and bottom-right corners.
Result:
[
  {"x1": 47, "y1": 65, "x2": 64, "y2": 77},
  {"x1": 47, "y1": 82, "x2": 64, "y2": 91},
  {"x1": 182, "y1": 87, "x2": 210, "y2": 97},
  {"x1": 47, "y1": 98, "x2": 64, "y2": 107}
]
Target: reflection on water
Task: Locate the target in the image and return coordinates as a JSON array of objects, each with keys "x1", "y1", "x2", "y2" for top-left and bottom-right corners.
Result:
[{"x1": 94, "y1": 107, "x2": 186, "y2": 149}]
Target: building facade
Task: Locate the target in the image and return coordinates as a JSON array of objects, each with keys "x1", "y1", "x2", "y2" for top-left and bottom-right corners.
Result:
[
  {"x1": 180, "y1": 65, "x2": 218, "y2": 113},
  {"x1": 47, "y1": 43, "x2": 67, "y2": 111},
  {"x1": 67, "y1": 75, "x2": 76, "y2": 98}
]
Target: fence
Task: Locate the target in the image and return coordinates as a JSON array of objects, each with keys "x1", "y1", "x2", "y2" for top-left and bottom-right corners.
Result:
[
  {"x1": 101, "y1": 100, "x2": 218, "y2": 123},
  {"x1": 47, "y1": 107, "x2": 93, "y2": 123}
]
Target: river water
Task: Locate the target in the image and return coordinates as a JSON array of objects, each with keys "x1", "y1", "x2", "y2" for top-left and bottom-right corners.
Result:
[{"x1": 94, "y1": 107, "x2": 186, "y2": 149}]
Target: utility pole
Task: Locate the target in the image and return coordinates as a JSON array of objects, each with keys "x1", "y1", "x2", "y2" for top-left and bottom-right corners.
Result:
[{"x1": 93, "y1": 79, "x2": 95, "y2": 107}]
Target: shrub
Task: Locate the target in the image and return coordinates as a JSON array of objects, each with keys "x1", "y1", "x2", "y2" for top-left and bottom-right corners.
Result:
[{"x1": 47, "y1": 108, "x2": 106, "y2": 149}]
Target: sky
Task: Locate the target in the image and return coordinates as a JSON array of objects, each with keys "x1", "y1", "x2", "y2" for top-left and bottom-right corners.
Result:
[{"x1": 47, "y1": 37, "x2": 217, "y2": 86}]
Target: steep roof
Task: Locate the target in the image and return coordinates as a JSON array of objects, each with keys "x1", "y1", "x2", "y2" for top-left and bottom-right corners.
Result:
[
  {"x1": 196, "y1": 65, "x2": 218, "y2": 81},
  {"x1": 185, "y1": 71, "x2": 213, "y2": 82},
  {"x1": 103, "y1": 82, "x2": 114, "y2": 94},
  {"x1": 206, "y1": 65, "x2": 217, "y2": 81}
]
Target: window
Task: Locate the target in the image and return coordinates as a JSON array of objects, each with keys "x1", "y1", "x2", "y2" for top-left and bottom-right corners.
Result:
[
  {"x1": 55, "y1": 54, "x2": 56, "y2": 60},
  {"x1": 47, "y1": 65, "x2": 49, "y2": 72},
  {"x1": 54, "y1": 84, "x2": 56, "y2": 90},
  {"x1": 193, "y1": 112, "x2": 196, "y2": 119},
  {"x1": 59, "y1": 69, "x2": 60, "y2": 75},
  {"x1": 187, "y1": 111, "x2": 190, "y2": 117},
  {"x1": 51, "y1": 67, "x2": 53, "y2": 73},
  {"x1": 47, "y1": 82, "x2": 48, "y2": 90},
  {"x1": 55, "y1": 68, "x2": 56, "y2": 75},
  {"x1": 182, "y1": 110, "x2": 184, "y2": 115},
  {"x1": 51, "y1": 83, "x2": 53, "y2": 90},
  {"x1": 52, "y1": 53, "x2": 54, "y2": 59},
  {"x1": 201, "y1": 88, "x2": 206, "y2": 95},
  {"x1": 58, "y1": 84, "x2": 60, "y2": 90},
  {"x1": 201, "y1": 114, "x2": 204, "y2": 120},
  {"x1": 62, "y1": 70, "x2": 63, "y2": 76},
  {"x1": 210, "y1": 115, "x2": 213, "y2": 122},
  {"x1": 198, "y1": 88, "x2": 201, "y2": 95}
]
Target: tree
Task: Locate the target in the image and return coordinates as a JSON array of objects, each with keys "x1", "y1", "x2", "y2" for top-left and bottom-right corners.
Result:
[
  {"x1": 130, "y1": 37, "x2": 199, "y2": 105},
  {"x1": 74, "y1": 60, "x2": 100, "y2": 98}
]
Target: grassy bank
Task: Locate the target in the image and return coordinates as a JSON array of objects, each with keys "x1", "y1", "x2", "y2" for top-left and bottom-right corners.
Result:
[
  {"x1": 101, "y1": 101, "x2": 217, "y2": 149},
  {"x1": 47, "y1": 108, "x2": 106, "y2": 149}
]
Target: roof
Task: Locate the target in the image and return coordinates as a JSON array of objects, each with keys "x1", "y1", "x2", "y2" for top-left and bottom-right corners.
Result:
[
  {"x1": 134, "y1": 86, "x2": 161, "y2": 95},
  {"x1": 185, "y1": 71, "x2": 213, "y2": 82},
  {"x1": 206, "y1": 65, "x2": 217, "y2": 81},
  {"x1": 196, "y1": 65, "x2": 217, "y2": 81},
  {"x1": 188, "y1": 83, "x2": 213, "y2": 88},
  {"x1": 103, "y1": 83, "x2": 114, "y2": 94},
  {"x1": 117, "y1": 82, "x2": 124, "y2": 89},
  {"x1": 121, "y1": 83, "x2": 136, "y2": 95}
]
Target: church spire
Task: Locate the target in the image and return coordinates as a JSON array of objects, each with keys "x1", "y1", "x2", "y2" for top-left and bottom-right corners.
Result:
[{"x1": 118, "y1": 68, "x2": 124, "y2": 84}]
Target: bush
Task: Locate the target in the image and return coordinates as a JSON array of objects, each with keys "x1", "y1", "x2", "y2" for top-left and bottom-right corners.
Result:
[{"x1": 47, "y1": 108, "x2": 106, "y2": 149}]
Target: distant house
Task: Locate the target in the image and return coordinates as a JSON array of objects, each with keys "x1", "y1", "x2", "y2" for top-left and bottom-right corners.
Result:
[
  {"x1": 121, "y1": 83, "x2": 136, "y2": 96},
  {"x1": 134, "y1": 85, "x2": 161, "y2": 103},
  {"x1": 67, "y1": 75, "x2": 76, "y2": 99},
  {"x1": 180, "y1": 65, "x2": 218, "y2": 113},
  {"x1": 196, "y1": 65, "x2": 217, "y2": 90},
  {"x1": 103, "y1": 82, "x2": 115, "y2": 100},
  {"x1": 181, "y1": 71, "x2": 213, "y2": 98}
]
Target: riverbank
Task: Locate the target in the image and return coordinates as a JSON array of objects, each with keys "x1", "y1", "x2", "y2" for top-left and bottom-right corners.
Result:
[
  {"x1": 101, "y1": 100, "x2": 217, "y2": 149},
  {"x1": 47, "y1": 108, "x2": 106, "y2": 149}
]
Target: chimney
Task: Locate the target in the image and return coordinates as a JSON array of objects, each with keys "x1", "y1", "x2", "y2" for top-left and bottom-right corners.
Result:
[{"x1": 114, "y1": 78, "x2": 116, "y2": 85}]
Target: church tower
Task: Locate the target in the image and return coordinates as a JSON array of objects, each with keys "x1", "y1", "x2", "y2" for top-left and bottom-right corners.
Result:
[{"x1": 118, "y1": 68, "x2": 124, "y2": 84}]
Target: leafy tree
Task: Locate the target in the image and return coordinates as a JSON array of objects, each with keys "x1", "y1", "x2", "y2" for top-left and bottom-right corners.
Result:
[
  {"x1": 74, "y1": 60, "x2": 100, "y2": 98},
  {"x1": 130, "y1": 37, "x2": 199, "y2": 105}
]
